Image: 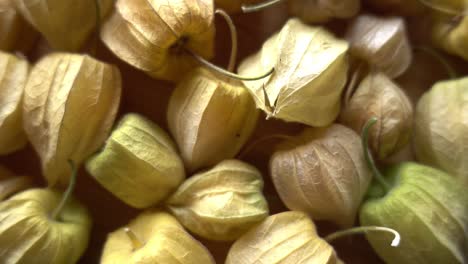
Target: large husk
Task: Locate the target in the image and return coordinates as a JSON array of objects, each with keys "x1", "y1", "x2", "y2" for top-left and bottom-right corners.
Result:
[
  {"x1": 433, "y1": 13, "x2": 468, "y2": 61},
  {"x1": 413, "y1": 77, "x2": 468, "y2": 184},
  {"x1": 340, "y1": 71, "x2": 413, "y2": 159},
  {"x1": 361, "y1": 162, "x2": 468, "y2": 264},
  {"x1": 0, "y1": 0, "x2": 37, "y2": 51},
  {"x1": 86, "y1": 113, "x2": 185, "y2": 209},
  {"x1": 0, "y1": 188, "x2": 92, "y2": 264},
  {"x1": 0, "y1": 165, "x2": 33, "y2": 201},
  {"x1": 346, "y1": 14, "x2": 412, "y2": 78},
  {"x1": 225, "y1": 211, "x2": 344, "y2": 264},
  {"x1": 238, "y1": 18, "x2": 349, "y2": 127},
  {"x1": 270, "y1": 124, "x2": 371, "y2": 227},
  {"x1": 101, "y1": 210, "x2": 215, "y2": 264},
  {"x1": 23, "y1": 53, "x2": 122, "y2": 187},
  {"x1": 289, "y1": 0, "x2": 360, "y2": 23},
  {"x1": 167, "y1": 68, "x2": 259, "y2": 172},
  {"x1": 167, "y1": 159, "x2": 268, "y2": 241},
  {"x1": 0, "y1": 51, "x2": 28, "y2": 155},
  {"x1": 13, "y1": 0, "x2": 113, "y2": 51},
  {"x1": 214, "y1": 0, "x2": 262, "y2": 13},
  {"x1": 101, "y1": 0, "x2": 215, "y2": 82}
]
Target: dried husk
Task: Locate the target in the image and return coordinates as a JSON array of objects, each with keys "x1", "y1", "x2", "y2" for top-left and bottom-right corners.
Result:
[
  {"x1": 167, "y1": 68, "x2": 259, "y2": 172},
  {"x1": 289, "y1": 0, "x2": 360, "y2": 23},
  {"x1": 225, "y1": 211, "x2": 344, "y2": 264},
  {"x1": 0, "y1": 165, "x2": 33, "y2": 201},
  {"x1": 0, "y1": 188, "x2": 92, "y2": 264},
  {"x1": 101, "y1": 0, "x2": 215, "y2": 82},
  {"x1": 361, "y1": 162, "x2": 468, "y2": 264},
  {"x1": 346, "y1": 14, "x2": 412, "y2": 78},
  {"x1": 167, "y1": 159, "x2": 268, "y2": 241},
  {"x1": 238, "y1": 18, "x2": 349, "y2": 127},
  {"x1": 101, "y1": 210, "x2": 215, "y2": 264},
  {"x1": 13, "y1": 0, "x2": 112, "y2": 51},
  {"x1": 0, "y1": 51, "x2": 28, "y2": 155},
  {"x1": 214, "y1": 0, "x2": 263, "y2": 13},
  {"x1": 340, "y1": 71, "x2": 413, "y2": 160},
  {"x1": 86, "y1": 113, "x2": 185, "y2": 209},
  {"x1": 364, "y1": 0, "x2": 425, "y2": 16},
  {"x1": 413, "y1": 77, "x2": 468, "y2": 184},
  {"x1": 432, "y1": 13, "x2": 468, "y2": 61},
  {"x1": 0, "y1": 0, "x2": 37, "y2": 51},
  {"x1": 270, "y1": 124, "x2": 371, "y2": 228},
  {"x1": 23, "y1": 53, "x2": 122, "y2": 187}
]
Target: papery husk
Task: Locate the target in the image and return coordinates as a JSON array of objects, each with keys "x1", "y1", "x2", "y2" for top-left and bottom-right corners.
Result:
[
  {"x1": 364, "y1": 0, "x2": 425, "y2": 16},
  {"x1": 101, "y1": 0, "x2": 215, "y2": 82},
  {"x1": 86, "y1": 113, "x2": 185, "y2": 209},
  {"x1": 238, "y1": 18, "x2": 349, "y2": 127},
  {"x1": 23, "y1": 53, "x2": 122, "y2": 187},
  {"x1": 214, "y1": 0, "x2": 263, "y2": 13},
  {"x1": 0, "y1": 188, "x2": 92, "y2": 264},
  {"x1": 270, "y1": 124, "x2": 371, "y2": 228},
  {"x1": 14, "y1": 0, "x2": 112, "y2": 51},
  {"x1": 289, "y1": 0, "x2": 360, "y2": 23},
  {"x1": 432, "y1": 12, "x2": 468, "y2": 61},
  {"x1": 0, "y1": 51, "x2": 28, "y2": 155},
  {"x1": 225, "y1": 211, "x2": 344, "y2": 264},
  {"x1": 167, "y1": 68, "x2": 259, "y2": 172},
  {"x1": 413, "y1": 77, "x2": 468, "y2": 184},
  {"x1": 346, "y1": 14, "x2": 412, "y2": 78},
  {"x1": 0, "y1": 165, "x2": 33, "y2": 201},
  {"x1": 340, "y1": 71, "x2": 413, "y2": 160},
  {"x1": 167, "y1": 159, "x2": 268, "y2": 241},
  {"x1": 361, "y1": 162, "x2": 468, "y2": 264},
  {"x1": 0, "y1": 0, "x2": 37, "y2": 51},
  {"x1": 101, "y1": 210, "x2": 215, "y2": 264}
]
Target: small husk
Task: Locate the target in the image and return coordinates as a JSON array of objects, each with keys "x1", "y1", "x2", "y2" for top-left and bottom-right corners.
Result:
[
  {"x1": 432, "y1": 12, "x2": 468, "y2": 61},
  {"x1": 167, "y1": 159, "x2": 269, "y2": 241},
  {"x1": 226, "y1": 211, "x2": 344, "y2": 264},
  {"x1": 340, "y1": 71, "x2": 413, "y2": 159},
  {"x1": 289, "y1": 0, "x2": 360, "y2": 23},
  {"x1": 14, "y1": 0, "x2": 113, "y2": 51},
  {"x1": 413, "y1": 77, "x2": 468, "y2": 184},
  {"x1": 86, "y1": 113, "x2": 186, "y2": 209},
  {"x1": 23, "y1": 53, "x2": 122, "y2": 187},
  {"x1": 0, "y1": 51, "x2": 28, "y2": 155},
  {"x1": 270, "y1": 124, "x2": 371, "y2": 228},
  {"x1": 101, "y1": 0, "x2": 215, "y2": 81},
  {"x1": 167, "y1": 68, "x2": 259, "y2": 172},
  {"x1": 346, "y1": 14, "x2": 412, "y2": 78},
  {"x1": 0, "y1": 0, "x2": 37, "y2": 51},
  {"x1": 101, "y1": 210, "x2": 215, "y2": 264},
  {"x1": 238, "y1": 18, "x2": 349, "y2": 127},
  {"x1": 0, "y1": 188, "x2": 92, "y2": 263}
]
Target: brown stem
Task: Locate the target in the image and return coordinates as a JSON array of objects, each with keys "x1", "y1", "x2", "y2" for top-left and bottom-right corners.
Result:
[{"x1": 242, "y1": 0, "x2": 285, "y2": 13}]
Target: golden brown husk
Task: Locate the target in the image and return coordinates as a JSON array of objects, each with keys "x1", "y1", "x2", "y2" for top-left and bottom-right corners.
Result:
[
  {"x1": 23, "y1": 53, "x2": 122, "y2": 187},
  {"x1": 0, "y1": 0, "x2": 37, "y2": 51}
]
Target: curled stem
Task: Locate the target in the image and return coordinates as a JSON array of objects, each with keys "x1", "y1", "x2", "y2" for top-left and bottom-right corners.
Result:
[
  {"x1": 417, "y1": 0, "x2": 466, "y2": 15},
  {"x1": 124, "y1": 227, "x2": 144, "y2": 251},
  {"x1": 216, "y1": 9, "x2": 238, "y2": 72},
  {"x1": 51, "y1": 160, "x2": 77, "y2": 221},
  {"x1": 414, "y1": 46, "x2": 457, "y2": 79},
  {"x1": 242, "y1": 0, "x2": 284, "y2": 13},
  {"x1": 325, "y1": 226, "x2": 401, "y2": 247},
  {"x1": 361, "y1": 118, "x2": 391, "y2": 193},
  {"x1": 238, "y1": 134, "x2": 294, "y2": 159}
]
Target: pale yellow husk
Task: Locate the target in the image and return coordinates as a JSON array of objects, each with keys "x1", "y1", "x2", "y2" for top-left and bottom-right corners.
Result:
[
  {"x1": 23, "y1": 53, "x2": 122, "y2": 187},
  {"x1": 167, "y1": 159, "x2": 268, "y2": 241},
  {"x1": 101, "y1": 210, "x2": 215, "y2": 264},
  {"x1": 346, "y1": 14, "x2": 412, "y2": 78},
  {"x1": 226, "y1": 211, "x2": 343, "y2": 264},
  {"x1": 289, "y1": 0, "x2": 360, "y2": 23},
  {"x1": 167, "y1": 68, "x2": 259, "y2": 172},
  {"x1": 0, "y1": 0, "x2": 37, "y2": 51},
  {"x1": 0, "y1": 51, "x2": 28, "y2": 155},
  {"x1": 0, "y1": 165, "x2": 33, "y2": 201},
  {"x1": 413, "y1": 77, "x2": 468, "y2": 184},
  {"x1": 270, "y1": 124, "x2": 371, "y2": 227},
  {"x1": 101, "y1": 0, "x2": 215, "y2": 82},
  {"x1": 340, "y1": 71, "x2": 413, "y2": 159},
  {"x1": 0, "y1": 188, "x2": 92, "y2": 264},
  {"x1": 238, "y1": 18, "x2": 349, "y2": 127},
  {"x1": 86, "y1": 113, "x2": 185, "y2": 209},
  {"x1": 13, "y1": 0, "x2": 112, "y2": 51}
]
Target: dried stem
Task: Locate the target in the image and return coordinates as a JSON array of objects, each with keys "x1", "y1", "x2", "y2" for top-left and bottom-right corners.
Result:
[
  {"x1": 414, "y1": 46, "x2": 457, "y2": 79},
  {"x1": 325, "y1": 226, "x2": 401, "y2": 247},
  {"x1": 51, "y1": 160, "x2": 77, "y2": 221},
  {"x1": 238, "y1": 134, "x2": 294, "y2": 159},
  {"x1": 417, "y1": 0, "x2": 465, "y2": 15},
  {"x1": 361, "y1": 118, "x2": 391, "y2": 193},
  {"x1": 216, "y1": 9, "x2": 238, "y2": 72},
  {"x1": 344, "y1": 63, "x2": 365, "y2": 107},
  {"x1": 242, "y1": 0, "x2": 284, "y2": 13},
  {"x1": 124, "y1": 227, "x2": 144, "y2": 251}
]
